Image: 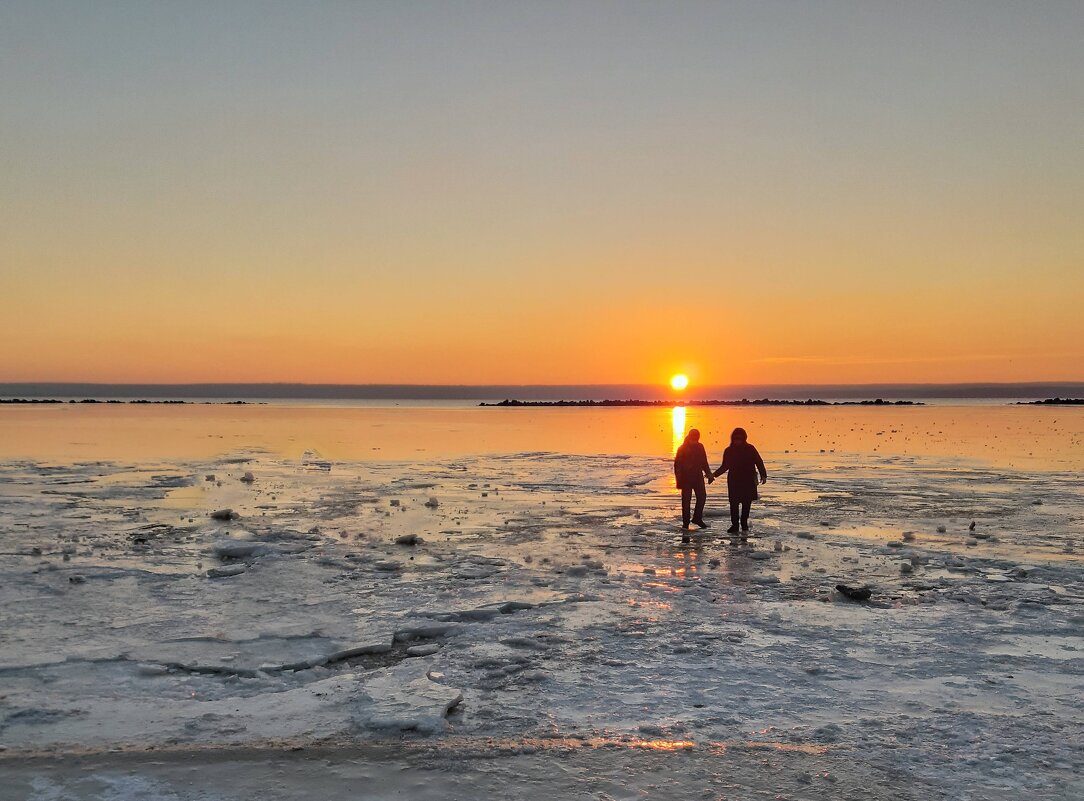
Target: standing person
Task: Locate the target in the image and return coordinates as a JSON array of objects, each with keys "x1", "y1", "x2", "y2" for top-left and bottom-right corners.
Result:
[
  {"x1": 713, "y1": 427, "x2": 767, "y2": 536},
  {"x1": 674, "y1": 428, "x2": 714, "y2": 535}
]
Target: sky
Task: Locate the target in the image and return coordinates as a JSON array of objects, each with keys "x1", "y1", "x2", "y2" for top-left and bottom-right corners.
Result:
[{"x1": 2, "y1": 1, "x2": 1082, "y2": 386}]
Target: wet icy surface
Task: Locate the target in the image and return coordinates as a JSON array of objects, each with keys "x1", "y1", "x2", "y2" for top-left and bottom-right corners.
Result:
[{"x1": 1, "y1": 449, "x2": 1082, "y2": 800}]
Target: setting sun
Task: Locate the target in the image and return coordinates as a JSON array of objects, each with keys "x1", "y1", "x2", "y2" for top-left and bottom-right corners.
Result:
[{"x1": 670, "y1": 374, "x2": 689, "y2": 391}]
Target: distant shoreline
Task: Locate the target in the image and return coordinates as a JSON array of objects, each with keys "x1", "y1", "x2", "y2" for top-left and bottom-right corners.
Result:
[
  {"x1": 0, "y1": 399, "x2": 260, "y2": 406},
  {"x1": 479, "y1": 398, "x2": 923, "y2": 407},
  {"x1": 1016, "y1": 398, "x2": 1084, "y2": 406},
  {"x1": 4, "y1": 396, "x2": 1078, "y2": 408}
]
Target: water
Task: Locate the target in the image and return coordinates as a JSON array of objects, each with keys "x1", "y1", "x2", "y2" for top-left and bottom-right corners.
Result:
[{"x1": 2, "y1": 401, "x2": 1081, "y2": 470}]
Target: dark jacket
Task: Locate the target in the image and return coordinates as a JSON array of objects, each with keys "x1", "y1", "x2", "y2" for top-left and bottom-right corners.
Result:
[
  {"x1": 713, "y1": 442, "x2": 767, "y2": 503},
  {"x1": 674, "y1": 441, "x2": 712, "y2": 489}
]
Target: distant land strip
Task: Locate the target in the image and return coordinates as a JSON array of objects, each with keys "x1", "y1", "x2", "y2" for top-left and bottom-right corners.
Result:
[
  {"x1": 2, "y1": 382, "x2": 1083, "y2": 401},
  {"x1": 480, "y1": 398, "x2": 923, "y2": 407},
  {"x1": 1016, "y1": 398, "x2": 1084, "y2": 405},
  {"x1": 0, "y1": 399, "x2": 259, "y2": 405}
]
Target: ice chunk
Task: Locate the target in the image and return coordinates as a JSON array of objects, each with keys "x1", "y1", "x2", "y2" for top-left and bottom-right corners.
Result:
[
  {"x1": 301, "y1": 449, "x2": 332, "y2": 470},
  {"x1": 207, "y1": 564, "x2": 247, "y2": 578},
  {"x1": 357, "y1": 661, "x2": 462, "y2": 734},
  {"x1": 211, "y1": 540, "x2": 268, "y2": 560}
]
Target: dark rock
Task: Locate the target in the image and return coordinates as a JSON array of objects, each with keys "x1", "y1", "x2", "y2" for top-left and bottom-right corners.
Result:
[{"x1": 835, "y1": 584, "x2": 872, "y2": 601}]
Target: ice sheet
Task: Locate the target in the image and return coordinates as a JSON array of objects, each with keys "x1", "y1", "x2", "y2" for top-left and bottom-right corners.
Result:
[{"x1": 0, "y1": 443, "x2": 1081, "y2": 799}]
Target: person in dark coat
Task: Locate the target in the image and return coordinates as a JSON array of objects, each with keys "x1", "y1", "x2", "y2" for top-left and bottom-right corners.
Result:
[
  {"x1": 674, "y1": 428, "x2": 714, "y2": 533},
  {"x1": 712, "y1": 427, "x2": 767, "y2": 535}
]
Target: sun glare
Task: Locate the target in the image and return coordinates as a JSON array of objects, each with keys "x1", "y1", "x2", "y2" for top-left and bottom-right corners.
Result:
[{"x1": 670, "y1": 374, "x2": 689, "y2": 391}]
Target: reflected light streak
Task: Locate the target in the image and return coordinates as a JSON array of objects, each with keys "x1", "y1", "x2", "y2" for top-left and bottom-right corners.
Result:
[
  {"x1": 671, "y1": 405, "x2": 686, "y2": 455},
  {"x1": 401, "y1": 734, "x2": 831, "y2": 756}
]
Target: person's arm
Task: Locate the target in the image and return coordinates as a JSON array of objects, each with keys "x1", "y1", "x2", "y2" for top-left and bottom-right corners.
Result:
[
  {"x1": 698, "y1": 444, "x2": 713, "y2": 481},
  {"x1": 712, "y1": 448, "x2": 730, "y2": 478},
  {"x1": 753, "y1": 446, "x2": 767, "y2": 483}
]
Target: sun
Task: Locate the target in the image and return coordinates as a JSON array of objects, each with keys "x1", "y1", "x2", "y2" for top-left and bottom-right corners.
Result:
[{"x1": 670, "y1": 374, "x2": 689, "y2": 391}]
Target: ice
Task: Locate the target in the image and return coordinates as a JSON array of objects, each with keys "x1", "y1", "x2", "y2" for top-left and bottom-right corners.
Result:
[
  {"x1": 206, "y1": 564, "x2": 246, "y2": 578},
  {"x1": 0, "y1": 450, "x2": 1081, "y2": 799},
  {"x1": 357, "y1": 661, "x2": 463, "y2": 733},
  {"x1": 210, "y1": 539, "x2": 268, "y2": 559}
]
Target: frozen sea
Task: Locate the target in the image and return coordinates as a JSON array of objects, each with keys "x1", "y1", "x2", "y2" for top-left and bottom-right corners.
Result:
[{"x1": 0, "y1": 402, "x2": 1081, "y2": 800}]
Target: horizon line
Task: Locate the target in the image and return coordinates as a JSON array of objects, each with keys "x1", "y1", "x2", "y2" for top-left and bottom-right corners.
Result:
[
  {"x1": 4, "y1": 380, "x2": 1083, "y2": 388},
  {"x1": 2, "y1": 380, "x2": 1082, "y2": 402}
]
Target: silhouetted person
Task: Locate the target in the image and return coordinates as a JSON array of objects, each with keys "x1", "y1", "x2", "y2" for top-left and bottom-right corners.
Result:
[
  {"x1": 674, "y1": 428, "x2": 714, "y2": 535},
  {"x1": 713, "y1": 427, "x2": 767, "y2": 536}
]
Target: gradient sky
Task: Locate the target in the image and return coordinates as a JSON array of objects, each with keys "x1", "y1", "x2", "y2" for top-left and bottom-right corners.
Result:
[{"x1": 3, "y1": 1, "x2": 1082, "y2": 385}]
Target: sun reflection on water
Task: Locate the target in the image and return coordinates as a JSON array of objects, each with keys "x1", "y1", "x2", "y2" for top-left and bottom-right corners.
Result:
[
  {"x1": 671, "y1": 405, "x2": 686, "y2": 455},
  {"x1": 404, "y1": 734, "x2": 831, "y2": 756}
]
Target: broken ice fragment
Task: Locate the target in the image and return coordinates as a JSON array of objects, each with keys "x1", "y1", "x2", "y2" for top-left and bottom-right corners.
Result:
[{"x1": 207, "y1": 564, "x2": 247, "y2": 578}]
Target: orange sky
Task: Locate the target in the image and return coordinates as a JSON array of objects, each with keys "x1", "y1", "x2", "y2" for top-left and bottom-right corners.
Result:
[{"x1": 3, "y1": 4, "x2": 1082, "y2": 385}]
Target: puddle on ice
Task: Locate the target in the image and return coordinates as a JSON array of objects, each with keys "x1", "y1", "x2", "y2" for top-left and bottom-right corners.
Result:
[
  {"x1": 767, "y1": 486, "x2": 823, "y2": 503},
  {"x1": 161, "y1": 483, "x2": 216, "y2": 510},
  {"x1": 423, "y1": 734, "x2": 830, "y2": 756},
  {"x1": 984, "y1": 634, "x2": 1081, "y2": 660}
]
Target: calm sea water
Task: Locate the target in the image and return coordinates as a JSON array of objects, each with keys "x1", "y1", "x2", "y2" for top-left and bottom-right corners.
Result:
[{"x1": 1, "y1": 402, "x2": 1081, "y2": 471}]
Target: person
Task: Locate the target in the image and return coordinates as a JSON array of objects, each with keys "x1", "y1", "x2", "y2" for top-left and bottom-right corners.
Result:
[
  {"x1": 673, "y1": 428, "x2": 714, "y2": 534},
  {"x1": 713, "y1": 427, "x2": 767, "y2": 535}
]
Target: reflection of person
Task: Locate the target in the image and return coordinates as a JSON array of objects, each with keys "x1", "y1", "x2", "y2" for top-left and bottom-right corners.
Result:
[
  {"x1": 713, "y1": 427, "x2": 767, "y2": 535},
  {"x1": 673, "y1": 428, "x2": 714, "y2": 533}
]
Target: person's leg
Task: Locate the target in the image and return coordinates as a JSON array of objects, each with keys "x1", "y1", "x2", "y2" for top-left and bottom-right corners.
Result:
[
  {"x1": 740, "y1": 501, "x2": 751, "y2": 530},
  {"x1": 681, "y1": 487, "x2": 692, "y2": 528},
  {"x1": 728, "y1": 501, "x2": 740, "y2": 533},
  {"x1": 692, "y1": 483, "x2": 707, "y2": 526}
]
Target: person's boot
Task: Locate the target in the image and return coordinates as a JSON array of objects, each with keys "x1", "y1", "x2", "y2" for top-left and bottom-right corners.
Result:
[
  {"x1": 726, "y1": 524, "x2": 739, "y2": 534},
  {"x1": 692, "y1": 518, "x2": 710, "y2": 529},
  {"x1": 741, "y1": 520, "x2": 749, "y2": 532}
]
